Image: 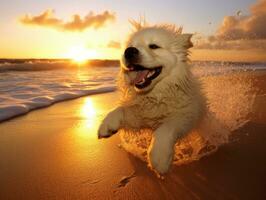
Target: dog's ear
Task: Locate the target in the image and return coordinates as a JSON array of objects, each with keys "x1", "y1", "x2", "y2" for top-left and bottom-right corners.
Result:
[
  {"x1": 177, "y1": 34, "x2": 193, "y2": 49},
  {"x1": 174, "y1": 34, "x2": 193, "y2": 62}
]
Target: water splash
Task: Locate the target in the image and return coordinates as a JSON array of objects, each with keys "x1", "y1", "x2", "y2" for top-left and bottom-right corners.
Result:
[{"x1": 120, "y1": 70, "x2": 258, "y2": 166}]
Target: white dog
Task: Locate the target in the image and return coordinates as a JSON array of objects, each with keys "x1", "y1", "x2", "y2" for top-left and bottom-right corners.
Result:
[{"x1": 98, "y1": 24, "x2": 206, "y2": 174}]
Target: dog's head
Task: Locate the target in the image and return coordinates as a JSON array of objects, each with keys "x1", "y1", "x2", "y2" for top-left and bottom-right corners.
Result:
[{"x1": 120, "y1": 25, "x2": 193, "y2": 93}]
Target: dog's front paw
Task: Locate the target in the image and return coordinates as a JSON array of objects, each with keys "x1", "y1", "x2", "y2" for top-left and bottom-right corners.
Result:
[
  {"x1": 97, "y1": 110, "x2": 121, "y2": 139},
  {"x1": 97, "y1": 121, "x2": 118, "y2": 139},
  {"x1": 148, "y1": 145, "x2": 174, "y2": 174}
]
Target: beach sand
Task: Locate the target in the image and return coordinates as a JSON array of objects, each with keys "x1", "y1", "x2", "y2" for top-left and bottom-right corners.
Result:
[{"x1": 0, "y1": 72, "x2": 266, "y2": 200}]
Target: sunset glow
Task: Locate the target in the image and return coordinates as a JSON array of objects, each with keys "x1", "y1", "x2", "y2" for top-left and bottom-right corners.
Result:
[
  {"x1": 0, "y1": 0, "x2": 265, "y2": 61},
  {"x1": 66, "y1": 46, "x2": 99, "y2": 63}
]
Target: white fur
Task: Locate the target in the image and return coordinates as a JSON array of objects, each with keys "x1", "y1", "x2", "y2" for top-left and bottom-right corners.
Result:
[{"x1": 98, "y1": 24, "x2": 206, "y2": 174}]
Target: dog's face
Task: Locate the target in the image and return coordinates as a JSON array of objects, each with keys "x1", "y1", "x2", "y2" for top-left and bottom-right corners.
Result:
[{"x1": 121, "y1": 26, "x2": 192, "y2": 93}]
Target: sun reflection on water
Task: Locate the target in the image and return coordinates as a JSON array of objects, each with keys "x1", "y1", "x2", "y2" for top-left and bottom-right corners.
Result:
[
  {"x1": 74, "y1": 97, "x2": 101, "y2": 140},
  {"x1": 81, "y1": 98, "x2": 97, "y2": 127},
  {"x1": 73, "y1": 96, "x2": 110, "y2": 140},
  {"x1": 65, "y1": 93, "x2": 118, "y2": 167}
]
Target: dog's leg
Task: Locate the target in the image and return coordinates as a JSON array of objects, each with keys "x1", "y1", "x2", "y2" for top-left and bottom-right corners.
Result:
[
  {"x1": 98, "y1": 107, "x2": 124, "y2": 139},
  {"x1": 148, "y1": 120, "x2": 182, "y2": 174}
]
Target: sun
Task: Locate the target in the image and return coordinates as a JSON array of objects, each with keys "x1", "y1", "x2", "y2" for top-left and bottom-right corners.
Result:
[{"x1": 66, "y1": 45, "x2": 98, "y2": 63}]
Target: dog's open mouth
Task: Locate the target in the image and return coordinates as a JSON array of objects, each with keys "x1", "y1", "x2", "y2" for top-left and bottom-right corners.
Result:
[{"x1": 127, "y1": 64, "x2": 162, "y2": 89}]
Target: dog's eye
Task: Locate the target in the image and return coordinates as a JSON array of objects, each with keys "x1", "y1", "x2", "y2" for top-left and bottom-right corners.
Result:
[{"x1": 149, "y1": 44, "x2": 160, "y2": 49}]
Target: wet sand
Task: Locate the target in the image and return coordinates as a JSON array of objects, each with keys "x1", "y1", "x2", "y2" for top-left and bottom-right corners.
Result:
[{"x1": 0, "y1": 72, "x2": 266, "y2": 200}]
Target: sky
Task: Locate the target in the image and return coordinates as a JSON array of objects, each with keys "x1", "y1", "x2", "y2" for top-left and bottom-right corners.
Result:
[{"x1": 0, "y1": 0, "x2": 265, "y2": 61}]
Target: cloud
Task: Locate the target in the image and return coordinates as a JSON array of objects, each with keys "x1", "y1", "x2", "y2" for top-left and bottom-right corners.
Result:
[
  {"x1": 20, "y1": 9, "x2": 115, "y2": 31},
  {"x1": 107, "y1": 40, "x2": 121, "y2": 48},
  {"x1": 217, "y1": 0, "x2": 266, "y2": 40},
  {"x1": 194, "y1": 0, "x2": 266, "y2": 50}
]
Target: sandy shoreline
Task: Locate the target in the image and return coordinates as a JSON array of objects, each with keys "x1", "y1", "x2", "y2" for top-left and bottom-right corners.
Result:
[{"x1": 0, "y1": 72, "x2": 266, "y2": 200}]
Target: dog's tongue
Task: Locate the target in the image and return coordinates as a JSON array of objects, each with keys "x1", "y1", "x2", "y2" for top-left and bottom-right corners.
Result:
[{"x1": 132, "y1": 70, "x2": 149, "y2": 84}]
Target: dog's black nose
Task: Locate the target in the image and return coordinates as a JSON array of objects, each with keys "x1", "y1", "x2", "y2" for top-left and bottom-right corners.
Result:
[{"x1": 124, "y1": 47, "x2": 139, "y2": 61}]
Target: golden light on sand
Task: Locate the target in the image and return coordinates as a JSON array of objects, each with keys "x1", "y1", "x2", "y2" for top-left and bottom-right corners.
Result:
[
  {"x1": 73, "y1": 100, "x2": 97, "y2": 146},
  {"x1": 81, "y1": 98, "x2": 96, "y2": 121},
  {"x1": 66, "y1": 45, "x2": 98, "y2": 63}
]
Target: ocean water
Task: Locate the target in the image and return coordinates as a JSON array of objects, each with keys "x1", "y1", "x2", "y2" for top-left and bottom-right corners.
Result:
[
  {"x1": 0, "y1": 60, "x2": 264, "y2": 122},
  {"x1": 0, "y1": 60, "x2": 118, "y2": 121},
  {"x1": 0, "y1": 59, "x2": 265, "y2": 165}
]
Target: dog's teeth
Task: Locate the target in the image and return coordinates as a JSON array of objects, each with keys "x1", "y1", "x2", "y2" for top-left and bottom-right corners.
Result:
[{"x1": 147, "y1": 70, "x2": 155, "y2": 78}]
